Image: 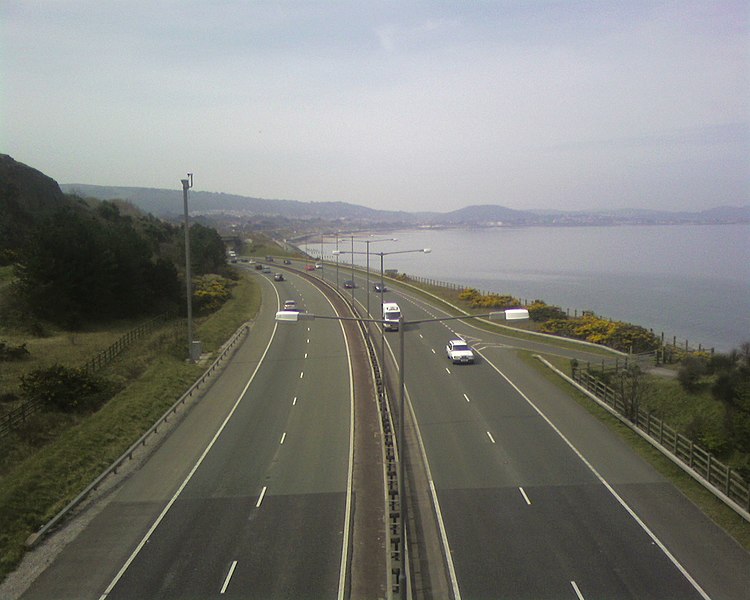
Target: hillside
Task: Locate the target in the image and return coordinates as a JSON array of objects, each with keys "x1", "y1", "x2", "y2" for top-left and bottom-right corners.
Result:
[
  {"x1": 0, "y1": 155, "x2": 81, "y2": 256},
  {"x1": 62, "y1": 182, "x2": 750, "y2": 227}
]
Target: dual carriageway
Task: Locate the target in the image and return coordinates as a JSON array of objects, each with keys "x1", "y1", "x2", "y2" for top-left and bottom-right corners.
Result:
[{"x1": 16, "y1": 259, "x2": 750, "y2": 599}]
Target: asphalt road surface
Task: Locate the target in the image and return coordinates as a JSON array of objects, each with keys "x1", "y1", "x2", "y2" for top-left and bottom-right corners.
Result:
[
  {"x1": 20, "y1": 269, "x2": 354, "y2": 599},
  {"x1": 332, "y1": 265, "x2": 750, "y2": 600}
]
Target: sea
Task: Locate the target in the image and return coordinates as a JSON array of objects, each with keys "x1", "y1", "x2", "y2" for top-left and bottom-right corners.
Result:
[{"x1": 302, "y1": 224, "x2": 750, "y2": 353}]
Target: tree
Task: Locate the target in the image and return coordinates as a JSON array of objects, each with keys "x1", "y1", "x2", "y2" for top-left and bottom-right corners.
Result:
[
  {"x1": 618, "y1": 365, "x2": 652, "y2": 422},
  {"x1": 710, "y1": 344, "x2": 750, "y2": 462},
  {"x1": 185, "y1": 223, "x2": 227, "y2": 275},
  {"x1": 14, "y1": 206, "x2": 181, "y2": 325}
]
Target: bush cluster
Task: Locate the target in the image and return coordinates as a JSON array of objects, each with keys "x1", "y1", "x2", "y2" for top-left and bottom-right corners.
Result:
[
  {"x1": 539, "y1": 314, "x2": 659, "y2": 353},
  {"x1": 458, "y1": 288, "x2": 519, "y2": 309},
  {"x1": 0, "y1": 340, "x2": 29, "y2": 361},
  {"x1": 193, "y1": 275, "x2": 234, "y2": 315},
  {"x1": 527, "y1": 300, "x2": 567, "y2": 322},
  {"x1": 676, "y1": 345, "x2": 750, "y2": 476},
  {"x1": 20, "y1": 365, "x2": 119, "y2": 413}
]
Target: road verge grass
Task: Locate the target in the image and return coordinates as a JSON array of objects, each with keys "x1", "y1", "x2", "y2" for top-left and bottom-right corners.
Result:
[
  {"x1": 0, "y1": 269, "x2": 260, "y2": 581},
  {"x1": 518, "y1": 350, "x2": 750, "y2": 551}
]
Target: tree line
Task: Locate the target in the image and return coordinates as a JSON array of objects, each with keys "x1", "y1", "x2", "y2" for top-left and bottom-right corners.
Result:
[{"x1": 6, "y1": 198, "x2": 227, "y2": 328}]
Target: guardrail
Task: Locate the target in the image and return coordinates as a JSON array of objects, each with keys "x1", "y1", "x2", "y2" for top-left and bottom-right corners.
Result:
[
  {"x1": 25, "y1": 321, "x2": 250, "y2": 548},
  {"x1": 567, "y1": 365, "x2": 750, "y2": 520}
]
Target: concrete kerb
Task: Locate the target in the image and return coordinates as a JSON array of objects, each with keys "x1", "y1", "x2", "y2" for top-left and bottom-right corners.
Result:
[{"x1": 535, "y1": 354, "x2": 750, "y2": 524}]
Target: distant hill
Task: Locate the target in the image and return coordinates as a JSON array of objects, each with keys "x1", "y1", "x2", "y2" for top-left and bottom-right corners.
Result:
[
  {"x1": 53, "y1": 183, "x2": 750, "y2": 227},
  {"x1": 61, "y1": 183, "x2": 422, "y2": 223}
]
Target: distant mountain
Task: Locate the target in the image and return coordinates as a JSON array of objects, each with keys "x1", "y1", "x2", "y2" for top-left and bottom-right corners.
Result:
[
  {"x1": 60, "y1": 183, "x2": 749, "y2": 226},
  {"x1": 61, "y1": 184, "x2": 419, "y2": 223},
  {"x1": 430, "y1": 204, "x2": 535, "y2": 224}
]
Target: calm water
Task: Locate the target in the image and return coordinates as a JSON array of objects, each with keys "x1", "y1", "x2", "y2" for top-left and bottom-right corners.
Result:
[{"x1": 304, "y1": 224, "x2": 750, "y2": 352}]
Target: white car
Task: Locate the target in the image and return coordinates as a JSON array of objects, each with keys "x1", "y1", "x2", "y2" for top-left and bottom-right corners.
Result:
[{"x1": 446, "y1": 339, "x2": 475, "y2": 364}]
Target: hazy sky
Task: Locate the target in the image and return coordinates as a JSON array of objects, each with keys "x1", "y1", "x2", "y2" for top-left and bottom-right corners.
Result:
[{"x1": 3, "y1": 1, "x2": 748, "y2": 213}]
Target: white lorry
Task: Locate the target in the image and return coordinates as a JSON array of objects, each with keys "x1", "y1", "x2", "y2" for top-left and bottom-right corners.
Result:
[{"x1": 382, "y1": 302, "x2": 401, "y2": 331}]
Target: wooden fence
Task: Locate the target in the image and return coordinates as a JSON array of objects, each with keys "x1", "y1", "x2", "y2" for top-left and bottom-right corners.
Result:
[
  {"x1": 572, "y1": 368, "x2": 750, "y2": 515},
  {"x1": 1, "y1": 312, "x2": 177, "y2": 441}
]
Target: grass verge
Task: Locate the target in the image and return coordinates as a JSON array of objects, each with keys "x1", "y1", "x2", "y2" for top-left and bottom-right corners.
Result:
[
  {"x1": 0, "y1": 269, "x2": 260, "y2": 581},
  {"x1": 518, "y1": 350, "x2": 750, "y2": 551}
]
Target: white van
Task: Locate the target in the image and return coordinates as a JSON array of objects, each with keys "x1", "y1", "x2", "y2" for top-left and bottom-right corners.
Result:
[{"x1": 382, "y1": 302, "x2": 401, "y2": 331}]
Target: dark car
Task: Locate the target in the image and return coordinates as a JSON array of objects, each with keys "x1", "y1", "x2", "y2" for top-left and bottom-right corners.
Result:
[
  {"x1": 283, "y1": 259, "x2": 292, "y2": 265},
  {"x1": 343, "y1": 280, "x2": 356, "y2": 289},
  {"x1": 373, "y1": 282, "x2": 386, "y2": 292},
  {"x1": 274, "y1": 273, "x2": 284, "y2": 281},
  {"x1": 254, "y1": 264, "x2": 264, "y2": 270}
]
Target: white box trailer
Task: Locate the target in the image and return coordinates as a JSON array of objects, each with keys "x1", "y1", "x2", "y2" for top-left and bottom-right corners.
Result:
[{"x1": 382, "y1": 302, "x2": 401, "y2": 331}]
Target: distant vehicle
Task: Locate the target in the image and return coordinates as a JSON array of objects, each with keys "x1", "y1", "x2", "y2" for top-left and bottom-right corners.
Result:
[
  {"x1": 283, "y1": 259, "x2": 292, "y2": 265},
  {"x1": 315, "y1": 263, "x2": 322, "y2": 269},
  {"x1": 305, "y1": 264, "x2": 316, "y2": 271},
  {"x1": 274, "y1": 273, "x2": 284, "y2": 281},
  {"x1": 254, "y1": 264, "x2": 264, "y2": 270},
  {"x1": 266, "y1": 256, "x2": 274, "y2": 262},
  {"x1": 343, "y1": 280, "x2": 356, "y2": 289},
  {"x1": 262, "y1": 266, "x2": 271, "y2": 273},
  {"x1": 446, "y1": 339, "x2": 475, "y2": 364},
  {"x1": 283, "y1": 299, "x2": 299, "y2": 311},
  {"x1": 373, "y1": 282, "x2": 386, "y2": 293},
  {"x1": 382, "y1": 302, "x2": 401, "y2": 331}
]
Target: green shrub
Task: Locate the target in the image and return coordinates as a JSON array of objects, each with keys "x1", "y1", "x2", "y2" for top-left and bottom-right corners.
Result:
[
  {"x1": 193, "y1": 275, "x2": 234, "y2": 315},
  {"x1": 20, "y1": 365, "x2": 118, "y2": 413},
  {"x1": 539, "y1": 314, "x2": 659, "y2": 352},
  {"x1": 0, "y1": 340, "x2": 29, "y2": 361},
  {"x1": 527, "y1": 300, "x2": 567, "y2": 322},
  {"x1": 677, "y1": 355, "x2": 709, "y2": 392}
]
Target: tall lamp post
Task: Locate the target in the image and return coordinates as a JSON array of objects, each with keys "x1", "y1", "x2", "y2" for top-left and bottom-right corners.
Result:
[
  {"x1": 333, "y1": 246, "x2": 429, "y2": 319},
  {"x1": 275, "y1": 307, "x2": 529, "y2": 599},
  {"x1": 181, "y1": 173, "x2": 196, "y2": 362}
]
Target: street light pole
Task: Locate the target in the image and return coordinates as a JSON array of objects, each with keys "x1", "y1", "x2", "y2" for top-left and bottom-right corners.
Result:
[
  {"x1": 181, "y1": 173, "x2": 194, "y2": 362},
  {"x1": 275, "y1": 306, "x2": 529, "y2": 599}
]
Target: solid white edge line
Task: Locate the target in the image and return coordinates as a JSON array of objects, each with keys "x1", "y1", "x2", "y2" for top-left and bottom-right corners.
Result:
[
  {"x1": 480, "y1": 351, "x2": 712, "y2": 600},
  {"x1": 519, "y1": 487, "x2": 532, "y2": 505},
  {"x1": 220, "y1": 560, "x2": 238, "y2": 594},
  {"x1": 403, "y1": 383, "x2": 463, "y2": 600},
  {"x1": 382, "y1": 319, "x2": 459, "y2": 598},
  {"x1": 381, "y1": 306, "x2": 480, "y2": 597},
  {"x1": 570, "y1": 580, "x2": 585, "y2": 599},
  {"x1": 255, "y1": 486, "x2": 267, "y2": 508},
  {"x1": 98, "y1": 320, "x2": 281, "y2": 600},
  {"x1": 321, "y1": 295, "x2": 355, "y2": 600}
]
